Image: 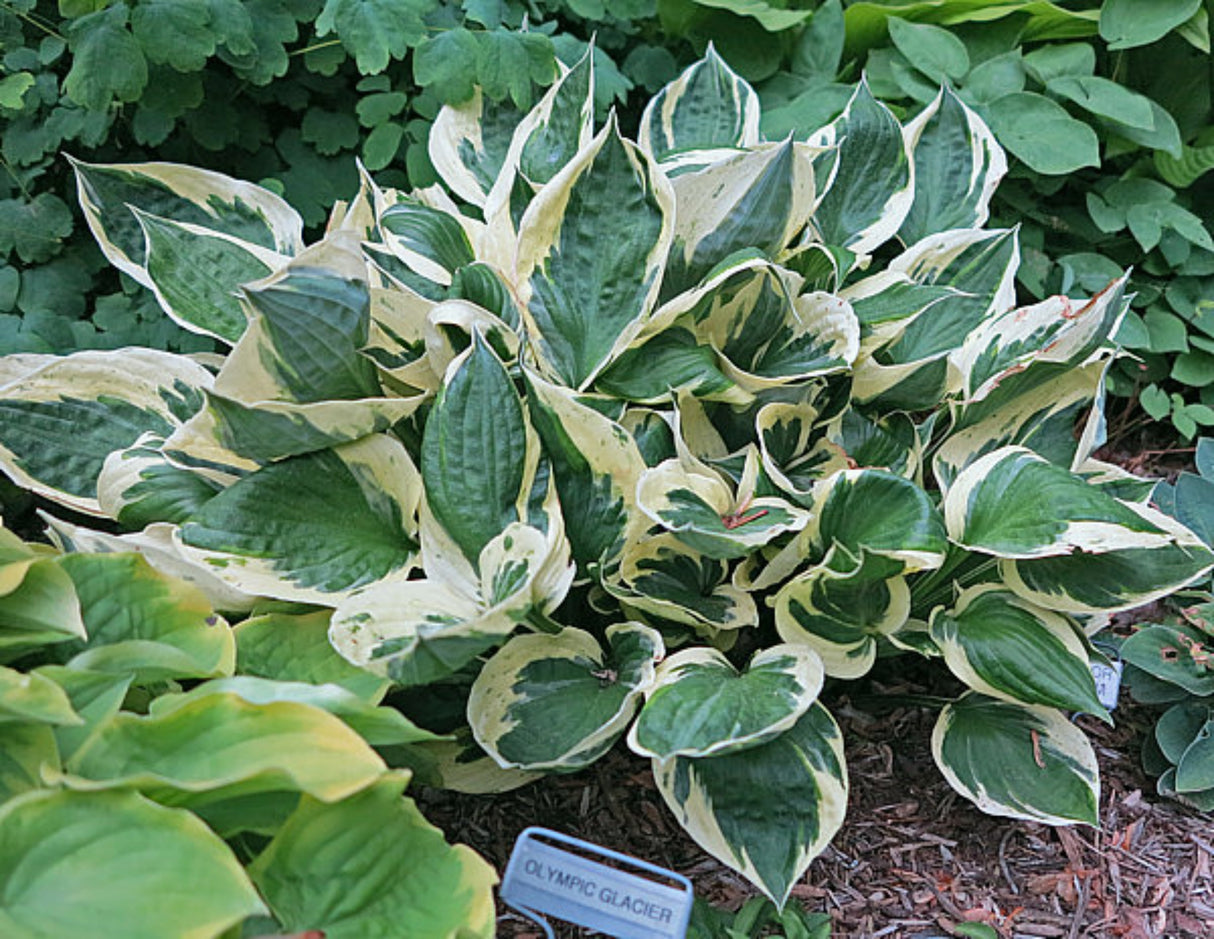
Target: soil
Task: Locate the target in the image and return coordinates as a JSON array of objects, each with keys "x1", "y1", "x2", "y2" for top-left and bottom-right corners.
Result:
[{"x1": 420, "y1": 658, "x2": 1214, "y2": 939}]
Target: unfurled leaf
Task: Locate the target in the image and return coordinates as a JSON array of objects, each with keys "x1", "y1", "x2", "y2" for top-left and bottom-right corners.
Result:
[
  {"x1": 315, "y1": 0, "x2": 433, "y2": 74},
  {"x1": 64, "y1": 6, "x2": 148, "y2": 109}
]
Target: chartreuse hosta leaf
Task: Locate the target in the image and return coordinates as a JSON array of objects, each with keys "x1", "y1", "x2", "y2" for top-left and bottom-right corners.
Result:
[
  {"x1": 899, "y1": 86, "x2": 1007, "y2": 245},
  {"x1": 0, "y1": 724, "x2": 57, "y2": 804},
  {"x1": 70, "y1": 156, "x2": 303, "y2": 288},
  {"x1": 932, "y1": 693, "x2": 1099, "y2": 826},
  {"x1": 58, "y1": 691, "x2": 387, "y2": 806},
  {"x1": 774, "y1": 554, "x2": 911, "y2": 679},
  {"x1": 0, "y1": 789, "x2": 266, "y2": 939},
  {"x1": 653, "y1": 703, "x2": 847, "y2": 908},
  {"x1": 945, "y1": 446, "x2": 1193, "y2": 559},
  {"x1": 330, "y1": 523, "x2": 566, "y2": 686},
  {"x1": 468, "y1": 622, "x2": 663, "y2": 771},
  {"x1": 808, "y1": 80, "x2": 913, "y2": 256},
  {"x1": 0, "y1": 665, "x2": 81, "y2": 726},
  {"x1": 929, "y1": 586, "x2": 1106, "y2": 717},
  {"x1": 627, "y1": 645, "x2": 823, "y2": 759},
  {"x1": 32, "y1": 666, "x2": 132, "y2": 764},
  {"x1": 526, "y1": 371, "x2": 648, "y2": 570},
  {"x1": 429, "y1": 88, "x2": 524, "y2": 208},
  {"x1": 516, "y1": 116, "x2": 675, "y2": 389},
  {"x1": 56, "y1": 552, "x2": 235, "y2": 682},
  {"x1": 607, "y1": 533, "x2": 758, "y2": 634},
  {"x1": 235, "y1": 609, "x2": 390, "y2": 702},
  {"x1": 640, "y1": 43, "x2": 760, "y2": 166},
  {"x1": 0, "y1": 529, "x2": 84, "y2": 659},
  {"x1": 0, "y1": 349, "x2": 211, "y2": 516},
  {"x1": 248, "y1": 774, "x2": 496, "y2": 939},
  {"x1": 177, "y1": 434, "x2": 421, "y2": 605},
  {"x1": 422, "y1": 334, "x2": 536, "y2": 567}
]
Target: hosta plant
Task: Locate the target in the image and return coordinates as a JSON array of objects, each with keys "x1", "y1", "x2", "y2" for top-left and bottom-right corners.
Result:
[
  {"x1": 3, "y1": 47, "x2": 1212, "y2": 907},
  {"x1": 0, "y1": 523, "x2": 494, "y2": 938}
]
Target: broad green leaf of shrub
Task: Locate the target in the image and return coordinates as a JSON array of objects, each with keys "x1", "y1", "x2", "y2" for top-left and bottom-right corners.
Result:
[
  {"x1": 315, "y1": 0, "x2": 433, "y2": 74},
  {"x1": 932, "y1": 693, "x2": 1099, "y2": 826},
  {"x1": 468, "y1": 623, "x2": 663, "y2": 770},
  {"x1": 653, "y1": 702, "x2": 847, "y2": 909},
  {"x1": 249, "y1": 774, "x2": 496, "y2": 939},
  {"x1": 627, "y1": 644, "x2": 823, "y2": 759},
  {"x1": 1099, "y1": 0, "x2": 1202, "y2": 50},
  {"x1": 63, "y1": 5, "x2": 148, "y2": 109},
  {"x1": 0, "y1": 789, "x2": 265, "y2": 939}
]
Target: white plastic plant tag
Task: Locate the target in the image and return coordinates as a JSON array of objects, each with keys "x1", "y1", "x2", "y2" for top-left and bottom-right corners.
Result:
[
  {"x1": 1090, "y1": 659, "x2": 1123, "y2": 711},
  {"x1": 501, "y1": 827, "x2": 693, "y2": 939}
]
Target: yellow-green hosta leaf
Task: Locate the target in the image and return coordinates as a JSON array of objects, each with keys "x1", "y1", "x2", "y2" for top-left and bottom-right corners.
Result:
[
  {"x1": 932, "y1": 693, "x2": 1099, "y2": 826},
  {"x1": 945, "y1": 446, "x2": 1184, "y2": 559},
  {"x1": 429, "y1": 88, "x2": 525, "y2": 208},
  {"x1": 248, "y1": 774, "x2": 496, "y2": 939},
  {"x1": 637, "y1": 458, "x2": 808, "y2": 560},
  {"x1": 774, "y1": 555, "x2": 911, "y2": 679},
  {"x1": 0, "y1": 665, "x2": 81, "y2": 726},
  {"x1": 809, "y1": 80, "x2": 913, "y2": 256},
  {"x1": 653, "y1": 702, "x2": 847, "y2": 908},
  {"x1": 0, "y1": 723, "x2": 58, "y2": 804},
  {"x1": 929, "y1": 586, "x2": 1106, "y2": 716},
  {"x1": 61, "y1": 692, "x2": 387, "y2": 805},
  {"x1": 98, "y1": 432, "x2": 223, "y2": 529},
  {"x1": 0, "y1": 789, "x2": 266, "y2": 939},
  {"x1": 628, "y1": 645, "x2": 823, "y2": 760},
  {"x1": 70, "y1": 156, "x2": 303, "y2": 288},
  {"x1": 899, "y1": 85, "x2": 1007, "y2": 245},
  {"x1": 56, "y1": 552, "x2": 235, "y2": 682},
  {"x1": 0, "y1": 349, "x2": 212, "y2": 516},
  {"x1": 135, "y1": 208, "x2": 284, "y2": 344},
  {"x1": 0, "y1": 546, "x2": 84, "y2": 660},
  {"x1": 422, "y1": 335, "x2": 534, "y2": 566},
  {"x1": 177, "y1": 435, "x2": 421, "y2": 604},
  {"x1": 235, "y1": 610, "x2": 390, "y2": 703},
  {"x1": 662, "y1": 141, "x2": 816, "y2": 298},
  {"x1": 416, "y1": 726, "x2": 547, "y2": 795},
  {"x1": 525, "y1": 371, "x2": 649, "y2": 569},
  {"x1": 468, "y1": 623, "x2": 663, "y2": 771},
  {"x1": 639, "y1": 45, "x2": 760, "y2": 163},
  {"x1": 32, "y1": 666, "x2": 132, "y2": 764},
  {"x1": 608, "y1": 533, "x2": 758, "y2": 632},
  {"x1": 517, "y1": 117, "x2": 675, "y2": 388}
]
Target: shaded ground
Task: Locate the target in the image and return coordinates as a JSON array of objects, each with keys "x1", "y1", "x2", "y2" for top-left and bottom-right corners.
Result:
[{"x1": 420, "y1": 664, "x2": 1214, "y2": 938}]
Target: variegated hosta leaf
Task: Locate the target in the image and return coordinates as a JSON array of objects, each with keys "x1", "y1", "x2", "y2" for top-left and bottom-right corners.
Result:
[
  {"x1": 519, "y1": 48, "x2": 595, "y2": 186},
  {"x1": 413, "y1": 726, "x2": 547, "y2": 794},
  {"x1": 421, "y1": 334, "x2": 535, "y2": 566},
  {"x1": 177, "y1": 434, "x2": 421, "y2": 605},
  {"x1": 0, "y1": 349, "x2": 211, "y2": 517},
  {"x1": 423, "y1": 298, "x2": 520, "y2": 380},
  {"x1": 377, "y1": 196, "x2": 476, "y2": 287},
  {"x1": 516, "y1": 117, "x2": 675, "y2": 389},
  {"x1": 929, "y1": 585, "x2": 1107, "y2": 717},
  {"x1": 953, "y1": 275, "x2": 1128, "y2": 405},
  {"x1": 607, "y1": 533, "x2": 758, "y2": 633},
  {"x1": 637, "y1": 458, "x2": 808, "y2": 560},
  {"x1": 653, "y1": 702, "x2": 847, "y2": 908},
  {"x1": 662, "y1": 142, "x2": 816, "y2": 299},
  {"x1": 756, "y1": 400, "x2": 849, "y2": 504},
  {"x1": 807, "y1": 468, "x2": 948, "y2": 573},
  {"x1": 428, "y1": 88, "x2": 525, "y2": 208},
  {"x1": 808, "y1": 80, "x2": 913, "y2": 256},
  {"x1": 468, "y1": 623, "x2": 664, "y2": 771},
  {"x1": 98, "y1": 432, "x2": 223, "y2": 529},
  {"x1": 639, "y1": 44, "x2": 760, "y2": 164},
  {"x1": 135, "y1": 209, "x2": 285, "y2": 344},
  {"x1": 70, "y1": 156, "x2": 303, "y2": 288},
  {"x1": 932, "y1": 693, "x2": 1099, "y2": 826},
  {"x1": 824, "y1": 410, "x2": 918, "y2": 479},
  {"x1": 899, "y1": 86, "x2": 1007, "y2": 245},
  {"x1": 448, "y1": 262, "x2": 521, "y2": 330},
  {"x1": 627, "y1": 645, "x2": 823, "y2": 760},
  {"x1": 945, "y1": 446, "x2": 1187, "y2": 559},
  {"x1": 595, "y1": 328, "x2": 748, "y2": 405},
  {"x1": 525, "y1": 371, "x2": 649, "y2": 570},
  {"x1": 774, "y1": 555, "x2": 911, "y2": 679}
]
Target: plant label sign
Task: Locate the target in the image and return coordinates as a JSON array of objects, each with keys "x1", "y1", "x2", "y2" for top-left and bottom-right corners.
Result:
[
  {"x1": 1090, "y1": 659, "x2": 1124, "y2": 711},
  {"x1": 501, "y1": 827, "x2": 693, "y2": 939}
]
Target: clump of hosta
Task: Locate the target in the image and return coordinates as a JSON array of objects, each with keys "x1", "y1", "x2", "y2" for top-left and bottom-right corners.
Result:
[{"x1": 3, "y1": 47, "x2": 1212, "y2": 906}]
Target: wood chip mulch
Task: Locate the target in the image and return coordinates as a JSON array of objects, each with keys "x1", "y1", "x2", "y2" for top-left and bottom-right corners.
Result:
[{"x1": 419, "y1": 672, "x2": 1214, "y2": 939}]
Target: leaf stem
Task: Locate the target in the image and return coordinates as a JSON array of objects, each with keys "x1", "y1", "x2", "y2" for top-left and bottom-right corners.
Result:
[
  {"x1": 0, "y1": 2, "x2": 66, "y2": 42},
  {"x1": 289, "y1": 38, "x2": 343, "y2": 57}
]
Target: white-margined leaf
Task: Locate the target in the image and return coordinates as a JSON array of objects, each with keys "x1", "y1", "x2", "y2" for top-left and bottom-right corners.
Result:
[
  {"x1": 653, "y1": 702, "x2": 847, "y2": 907},
  {"x1": 70, "y1": 156, "x2": 303, "y2": 288},
  {"x1": 0, "y1": 350, "x2": 212, "y2": 517},
  {"x1": 929, "y1": 585, "x2": 1107, "y2": 716},
  {"x1": 595, "y1": 328, "x2": 749, "y2": 405},
  {"x1": 413, "y1": 726, "x2": 547, "y2": 795},
  {"x1": 808, "y1": 80, "x2": 913, "y2": 256},
  {"x1": 516, "y1": 117, "x2": 675, "y2": 388},
  {"x1": 639, "y1": 44, "x2": 760, "y2": 163},
  {"x1": 824, "y1": 409, "x2": 919, "y2": 478},
  {"x1": 628, "y1": 644, "x2": 823, "y2": 759},
  {"x1": 899, "y1": 86, "x2": 1007, "y2": 245},
  {"x1": 468, "y1": 623, "x2": 663, "y2": 771},
  {"x1": 98, "y1": 432, "x2": 223, "y2": 529},
  {"x1": 377, "y1": 196, "x2": 476, "y2": 287},
  {"x1": 428, "y1": 88, "x2": 524, "y2": 208},
  {"x1": 177, "y1": 434, "x2": 421, "y2": 604},
  {"x1": 932, "y1": 693, "x2": 1099, "y2": 826}
]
